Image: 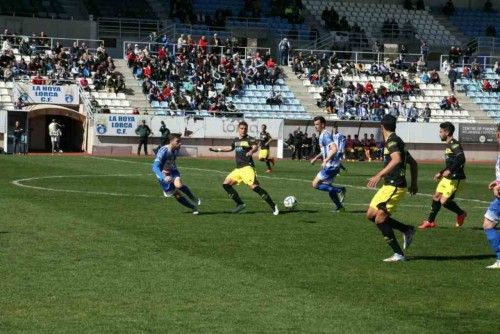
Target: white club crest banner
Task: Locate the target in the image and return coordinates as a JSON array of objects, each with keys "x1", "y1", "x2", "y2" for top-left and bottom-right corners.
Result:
[{"x1": 13, "y1": 83, "x2": 80, "y2": 105}]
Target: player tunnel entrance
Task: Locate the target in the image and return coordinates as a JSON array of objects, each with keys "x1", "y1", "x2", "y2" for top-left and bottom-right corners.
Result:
[{"x1": 26, "y1": 105, "x2": 87, "y2": 153}]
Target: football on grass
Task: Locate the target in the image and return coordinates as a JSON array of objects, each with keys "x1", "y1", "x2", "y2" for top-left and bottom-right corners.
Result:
[{"x1": 283, "y1": 196, "x2": 298, "y2": 209}]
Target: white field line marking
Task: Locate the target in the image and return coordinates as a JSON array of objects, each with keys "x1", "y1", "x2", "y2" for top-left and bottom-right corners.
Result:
[
  {"x1": 8, "y1": 174, "x2": 491, "y2": 210},
  {"x1": 89, "y1": 156, "x2": 492, "y2": 205}
]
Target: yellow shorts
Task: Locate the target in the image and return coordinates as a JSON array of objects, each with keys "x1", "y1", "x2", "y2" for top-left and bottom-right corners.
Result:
[
  {"x1": 227, "y1": 166, "x2": 257, "y2": 186},
  {"x1": 436, "y1": 178, "x2": 463, "y2": 199},
  {"x1": 369, "y1": 185, "x2": 407, "y2": 214},
  {"x1": 258, "y1": 149, "x2": 269, "y2": 160}
]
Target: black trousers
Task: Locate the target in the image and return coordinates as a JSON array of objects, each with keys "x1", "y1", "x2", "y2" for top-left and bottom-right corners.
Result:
[
  {"x1": 292, "y1": 144, "x2": 302, "y2": 160},
  {"x1": 13, "y1": 139, "x2": 23, "y2": 154},
  {"x1": 138, "y1": 138, "x2": 148, "y2": 155}
]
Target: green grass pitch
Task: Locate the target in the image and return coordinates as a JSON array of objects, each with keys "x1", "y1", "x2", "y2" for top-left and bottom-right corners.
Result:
[{"x1": 1, "y1": 155, "x2": 499, "y2": 333}]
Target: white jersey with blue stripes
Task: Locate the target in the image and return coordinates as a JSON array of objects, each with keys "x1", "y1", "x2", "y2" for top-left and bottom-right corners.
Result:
[
  {"x1": 152, "y1": 145, "x2": 178, "y2": 181},
  {"x1": 319, "y1": 130, "x2": 341, "y2": 168},
  {"x1": 333, "y1": 132, "x2": 346, "y2": 155}
]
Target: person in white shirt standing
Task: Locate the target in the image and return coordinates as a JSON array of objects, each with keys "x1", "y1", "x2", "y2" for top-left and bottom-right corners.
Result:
[{"x1": 48, "y1": 119, "x2": 62, "y2": 154}]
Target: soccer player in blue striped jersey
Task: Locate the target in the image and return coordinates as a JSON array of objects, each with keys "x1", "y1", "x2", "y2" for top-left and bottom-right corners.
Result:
[
  {"x1": 310, "y1": 116, "x2": 347, "y2": 212},
  {"x1": 483, "y1": 124, "x2": 500, "y2": 269},
  {"x1": 152, "y1": 133, "x2": 200, "y2": 215}
]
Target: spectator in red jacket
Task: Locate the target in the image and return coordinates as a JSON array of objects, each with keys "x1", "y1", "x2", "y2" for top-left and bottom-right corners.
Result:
[
  {"x1": 266, "y1": 57, "x2": 276, "y2": 69},
  {"x1": 79, "y1": 77, "x2": 90, "y2": 92},
  {"x1": 447, "y1": 94, "x2": 460, "y2": 109},
  {"x1": 158, "y1": 47, "x2": 167, "y2": 60},
  {"x1": 482, "y1": 79, "x2": 492, "y2": 91},
  {"x1": 198, "y1": 35, "x2": 208, "y2": 53},
  {"x1": 364, "y1": 81, "x2": 374, "y2": 94},
  {"x1": 32, "y1": 72, "x2": 46, "y2": 85},
  {"x1": 143, "y1": 64, "x2": 153, "y2": 79}
]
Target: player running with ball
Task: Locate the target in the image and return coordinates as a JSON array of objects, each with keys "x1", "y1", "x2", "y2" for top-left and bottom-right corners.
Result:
[
  {"x1": 210, "y1": 121, "x2": 279, "y2": 215},
  {"x1": 366, "y1": 115, "x2": 418, "y2": 262},
  {"x1": 152, "y1": 133, "x2": 201, "y2": 215}
]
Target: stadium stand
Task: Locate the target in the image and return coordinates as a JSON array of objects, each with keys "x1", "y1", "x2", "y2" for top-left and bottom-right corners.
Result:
[
  {"x1": 122, "y1": 38, "x2": 309, "y2": 119},
  {"x1": 302, "y1": 1, "x2": 461, "y2": 47},
  {"x1": 83, "y1": 0, "x2": 157, "y2": 19},
  {"x1": 449, "y1": 8, "x2": 500, "y2": 38},
  {"x1": 0, "y1": 31, "x2": 138, "y2": 114},
  {"x1": 290, "y1": 51, "x2": 474, "y2": 123},
  {"x1": 0, "y1": 0, "x2": 67, "y2": 19},
  {"x1": 455, "y1": 62, "x2": 500, "y2": 122}
]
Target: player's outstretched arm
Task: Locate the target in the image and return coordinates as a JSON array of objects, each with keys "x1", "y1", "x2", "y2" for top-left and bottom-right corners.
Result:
[
  {"x1": 209, "y1": 146, "x2": 234, "y2": 153},
  {"x1": 310, "y1": 152, "x2": 322, "y2": 164},
  {"x1": 407, "y1": 153, "x2": 418, "y2": 195}
]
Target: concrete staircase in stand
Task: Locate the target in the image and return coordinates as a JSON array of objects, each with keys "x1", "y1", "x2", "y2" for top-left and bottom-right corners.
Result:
[
  {"x1": 439, "y1": 71, "x2": 492, "y2": 123},
  {"x1": 282, "y1": 66, "x2": 329, "y2": 118},
  {"x1": 115, "y1": 59, "x2": 151, "y2": 111}
]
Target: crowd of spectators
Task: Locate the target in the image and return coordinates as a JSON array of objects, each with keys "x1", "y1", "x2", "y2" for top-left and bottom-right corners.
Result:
[
  {"x1": 125, "y1": 35, "x2": 283, "y2": 116},
  {"x1": 291, "y1": 51, "x2": 446, "y2": 122},
  {"x1": 443, "y1": 57, "x2": 499, "y2": 91},
  {"x1": 0, "y1": 29, "x2": 125, "y2": 95}
]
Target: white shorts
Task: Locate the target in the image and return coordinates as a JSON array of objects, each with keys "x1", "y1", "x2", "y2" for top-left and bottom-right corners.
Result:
[{"x1": 51, "y1": 136, "x2": 60, "y2": 143}]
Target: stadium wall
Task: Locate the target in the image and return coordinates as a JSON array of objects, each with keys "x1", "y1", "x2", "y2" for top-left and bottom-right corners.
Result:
[
  {"x1": 0, "y1": 16, "x2": 97, "y2": 40},
  {"x1": 89, "y1": 115, "x2": 499, "y2": 162}
]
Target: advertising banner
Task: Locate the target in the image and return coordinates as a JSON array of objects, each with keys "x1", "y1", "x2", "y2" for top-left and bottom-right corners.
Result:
[
  {"x1": 96, "y1": 115, "x2": 284, "y2": 139},
  {"x1": 458, "y1": 123, "x2": 498, "y2": 144},
  {"x1": 95, "y1": 114, "x2": 143, "y2": 136},
  {"x1": 13, "y1": 83, "x2": 80, "y2": 105}
]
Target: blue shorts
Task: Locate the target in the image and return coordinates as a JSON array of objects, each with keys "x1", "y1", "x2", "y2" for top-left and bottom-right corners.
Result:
[
  {"x1": 316, "y1": 166, "x2": 339, "y2": 184},
  {"x1": 158, "y1": 169, "x2": 181, "y2": 197},
  {"x1": 484, "y1": 198, "x2": 500, "y2": 222}
]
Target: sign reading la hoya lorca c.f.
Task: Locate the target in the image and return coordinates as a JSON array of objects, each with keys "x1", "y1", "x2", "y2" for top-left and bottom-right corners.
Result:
[{"x1": 13, "y1": 83, "x2": 80, "y2": 105}]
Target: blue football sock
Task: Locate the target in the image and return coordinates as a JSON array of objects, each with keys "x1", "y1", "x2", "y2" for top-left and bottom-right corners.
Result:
[
  {"x1": 179, "y1": 185, "x2": 196, "y2": 202},
  {"x1": 484, "y1": 228, "x2": 500, "y2": 260},
  {"x1": 317, "y1": 183, "x2": 342, "y2": 208},
  {"x1": 176, "y1": 195, "x2": 196, "y2": 210}
]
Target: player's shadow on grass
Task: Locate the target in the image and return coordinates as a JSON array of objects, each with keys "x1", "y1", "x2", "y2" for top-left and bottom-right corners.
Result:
[
  {"x1": 410, "y1": 254, "x2": 495, "y2": 261},
  {"x1": 280, "y1": 209, "x2": 318, "y2": 215},
  {"x1": 346, "y1": 210, "x2": 367, "y2": 214}
]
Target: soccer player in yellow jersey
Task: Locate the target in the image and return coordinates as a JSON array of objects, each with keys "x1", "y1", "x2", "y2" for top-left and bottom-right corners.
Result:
[
  {"x1": 258, "y1": 124, "x2": 275, "y2": 173},
  {"x1": 419, "y1": 122, "x2": 467, "y2": 229},
  {"x1": 366, "y1": 115, "x2": 418, "y2": 262},
  {"x1": 210, "y1": 121, "x2": 279, "y2": 215}
]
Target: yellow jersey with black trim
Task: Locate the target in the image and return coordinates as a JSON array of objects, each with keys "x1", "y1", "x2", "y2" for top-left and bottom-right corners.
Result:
[
  {"x1": 383, "y1": 132, "x2": 407, "y2": 187},
  {"x1": 443, "y1": 138, "x2": 466, "y2": 180},
  {"x1": 259, "y1": 131, "x2": 271, "y2": 149},
  {"x1": 232, "y1": 135, "x2": 256, "y2": 168}
]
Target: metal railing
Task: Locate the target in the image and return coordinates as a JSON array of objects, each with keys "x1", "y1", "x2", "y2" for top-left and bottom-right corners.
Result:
[
  {"x1": 289, "y1": 49, "x2": 423, "y2": 65},
  {"x1": 79, "y1": 86, "x2": 94, "y2": 120},
  {"x1": 122, "y1": 41, "x2": 271, "y2": 60},
  {"x1": 439, "y1": 55, "x2": 499, "y2": 71},
  {"x1": 97, "y1": 17, "x2": 163, "y2": 39},
  {"x1": 0, "y1": 34, "x2": 105, "y2": 52}
]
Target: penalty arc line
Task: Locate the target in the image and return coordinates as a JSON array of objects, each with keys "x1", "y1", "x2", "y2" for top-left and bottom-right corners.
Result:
[
  {"x1": 88, "y1": 156, "x2": 493, "y2": 206},
  {"x1": 7, "y1": 174, "x2": 491, "y2": 210}
]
